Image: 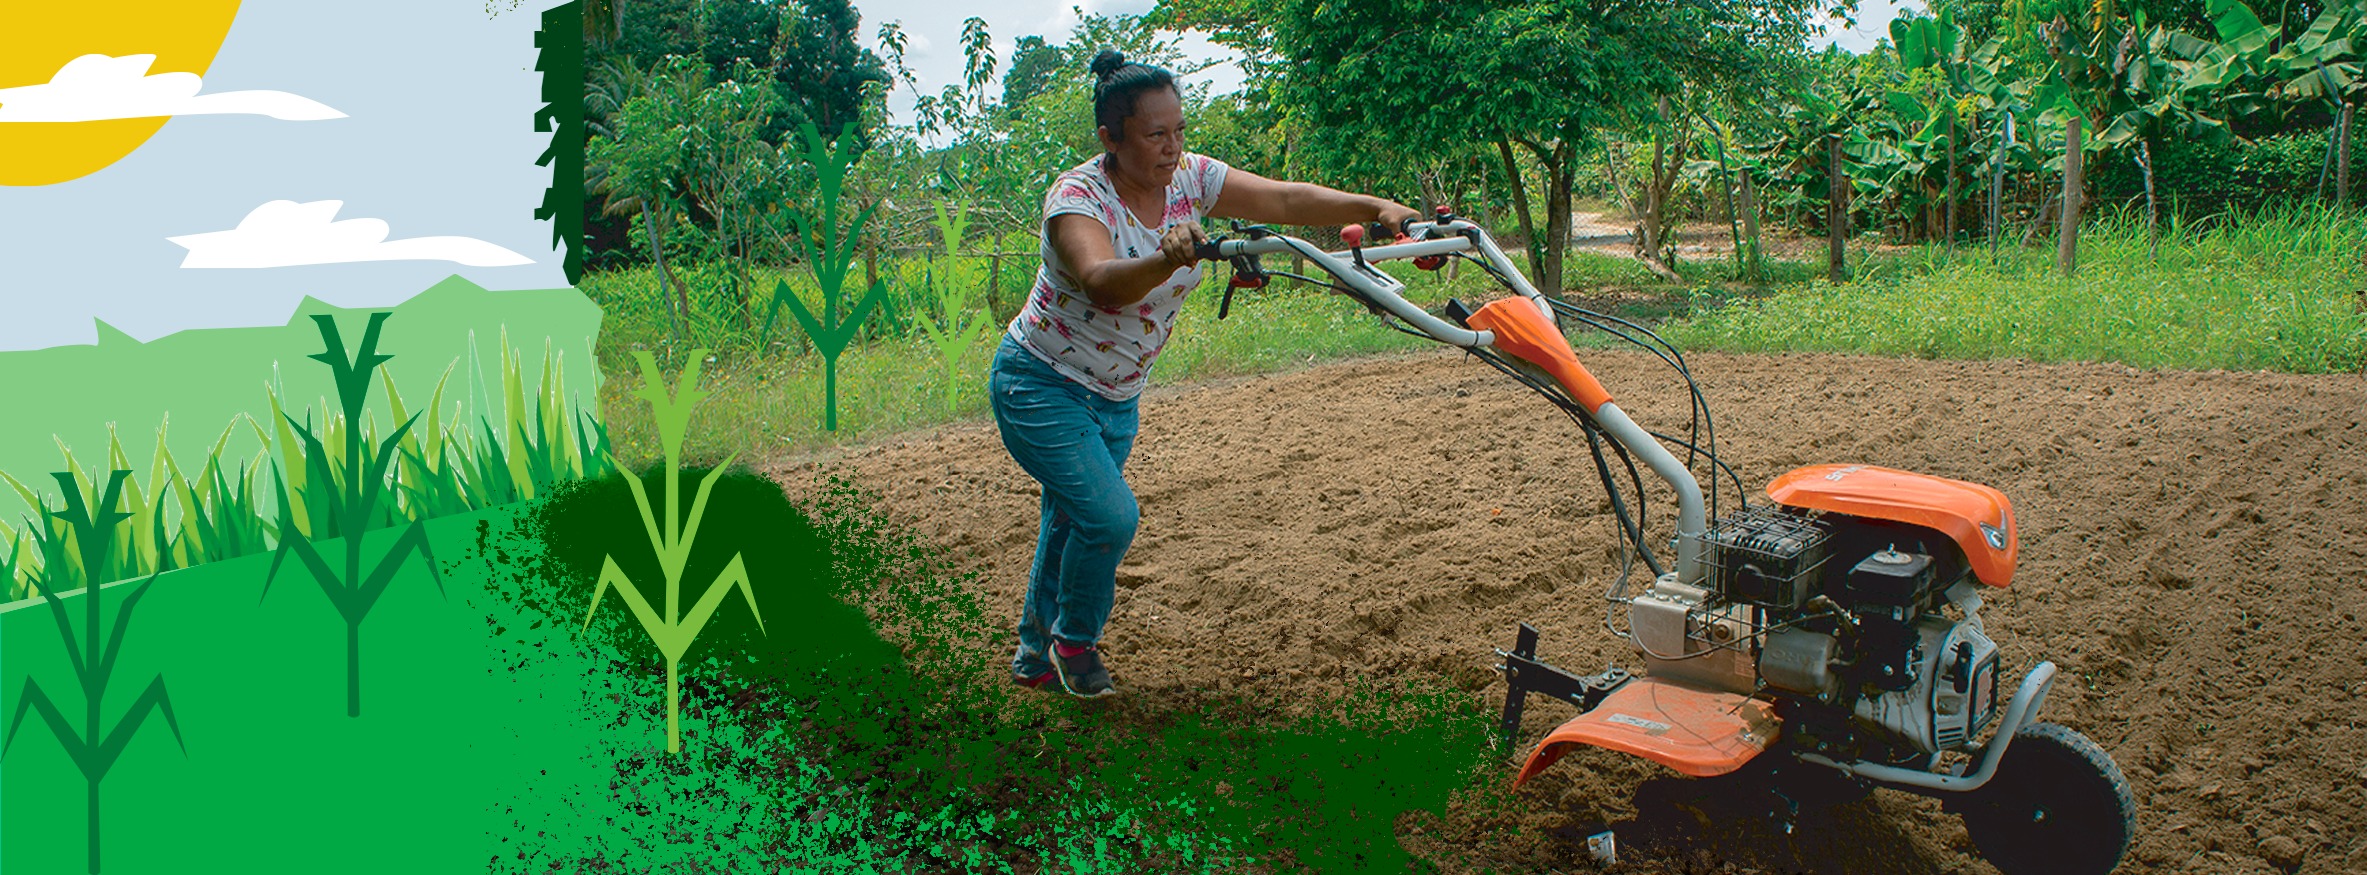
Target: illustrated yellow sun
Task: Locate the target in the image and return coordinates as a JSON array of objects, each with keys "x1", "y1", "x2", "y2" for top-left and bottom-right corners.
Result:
[{"x1": 0, "y1": 1, "x2": 243, "y2": 186}]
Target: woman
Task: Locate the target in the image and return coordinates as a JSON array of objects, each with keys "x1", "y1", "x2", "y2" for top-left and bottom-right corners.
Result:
[{"x1": 992, "y1": 49, "x2": 1418, "y2": 698}]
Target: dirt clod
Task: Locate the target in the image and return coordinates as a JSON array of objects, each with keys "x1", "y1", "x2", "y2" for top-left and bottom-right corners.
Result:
[{"x1": 2262, "y1": 835, "x2": 2305, "y2": 869}]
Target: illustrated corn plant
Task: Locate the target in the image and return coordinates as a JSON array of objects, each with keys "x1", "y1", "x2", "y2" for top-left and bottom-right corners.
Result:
[
  {"x1": 584, "y1": 349, "x2": 762, "y2": 754},
  {"x1": 4, "y1": 470, "x2": 186, "y2": 875},
  {"x1": 768, "y1": 122, "x2": 891, "y2": 432},
  {"x1": 261, "y1": 312, "x2": 446, "y2": 717},
  {"x1": 914, "y1": 200, "x2": 995, "y2": 416}
]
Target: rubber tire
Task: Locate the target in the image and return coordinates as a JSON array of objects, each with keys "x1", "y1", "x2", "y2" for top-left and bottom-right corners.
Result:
[{"x1": 1952, "y1": 722, "x2": 2136, "y2": 875}]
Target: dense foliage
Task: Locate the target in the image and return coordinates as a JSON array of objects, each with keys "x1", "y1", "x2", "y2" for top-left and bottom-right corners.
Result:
[{"x1": 576, "y1": 0, "x2": 2361, "y2": 331}]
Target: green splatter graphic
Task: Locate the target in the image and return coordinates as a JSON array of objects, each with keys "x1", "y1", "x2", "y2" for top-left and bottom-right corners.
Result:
[{"x1": 472, "y1": 470, "x2": 1498, "y2": 873}]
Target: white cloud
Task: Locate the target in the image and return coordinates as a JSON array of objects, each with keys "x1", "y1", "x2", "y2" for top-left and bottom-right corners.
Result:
[
  {"x1": 168, "y1": 200, "x2": 532, "y2": 269},
  {"x1": 0, "y1": 54, "x2": 344, "y2": 122}
]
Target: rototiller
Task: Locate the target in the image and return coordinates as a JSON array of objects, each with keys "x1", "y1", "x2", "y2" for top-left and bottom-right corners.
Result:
[{"x1": 1194, "y1": 214, "x2": 2136, "y2": 875}]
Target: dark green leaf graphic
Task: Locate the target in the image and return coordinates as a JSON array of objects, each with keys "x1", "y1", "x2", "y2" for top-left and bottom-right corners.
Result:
[
  {"x1": 260, "y1": 313, "x2": 447, "y2": 717},
  {"x1": 4, "y1": 470, "x2": 187, "y2": 875}
]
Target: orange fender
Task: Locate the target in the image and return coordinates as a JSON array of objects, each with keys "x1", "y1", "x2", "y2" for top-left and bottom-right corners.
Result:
[{"x1": 1513, "y1": 678, "x2": 1781, "y2": 787}]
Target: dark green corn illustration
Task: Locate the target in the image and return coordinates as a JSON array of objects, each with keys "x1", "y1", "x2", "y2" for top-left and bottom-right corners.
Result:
[
  {"x1": 585, "y1": 350, "x2": 762, "y2": 754},
  {"x1": 5, "y1": 470, "x2": 188, "y2": 875},
  {"x1": 261, "y1": 313, "x2": 447, "y2": 717},
  {"x1": 766, "y1": 122, "x2": 891, "y2": 431}
]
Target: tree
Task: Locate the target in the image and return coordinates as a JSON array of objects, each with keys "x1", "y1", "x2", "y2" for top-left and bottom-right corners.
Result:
[
  {"x1": 1175, "y1": 0, "x2": 1821, "y2": 295},
  {"x1": 1003, "y1": 35, "x2": 1066, "y2": 111},
  {"x1": 586, "y1": 56, "x2": 724, "y2": 334},
  {"x1": 771, "y1": 0, "x2": 890, "y2": 150}
]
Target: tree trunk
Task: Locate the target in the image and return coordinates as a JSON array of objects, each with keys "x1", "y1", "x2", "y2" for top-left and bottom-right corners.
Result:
[
  {"x1": 1741, "y1": 173, "x2": 1763, "y2": 282},
  {"x1": 863, "y1": 246, "x2": 881, "y2": 337},
  {"x1": 987, "y1": 250, "x2": 1005, "y2": 321},
  {"x1": 1946, "y1": 111, "x2": 1959, "y2": 247},
  {"x1": 1714, "y1": 130, "x2": 1743, "y2": 278},
  {"x1": 2340, "y1": 104, "x2": 2355, "y2": 209},
  {"x1": 1989, "y1": 124, "x2": 2005, "y2": 262},
  {"x1": 1545, "y1": 143, "x2": 1575, "y2": 294},
  {"x1": 1497, "y1": 139, "x2": 1540, "y2": 281},
  {"x1": 2139, "y1": 137, "x2": 2160, "y2": 258},
  {"x1": 1644, "y1": 113, "x2": 1666, "y2": 264},
  {"x1": 641, "y1": 201, "x2": 689, "y2": 336},
  {"x1": 2058, "y1": 117, "x2": 2084, "y2": 278},
  {"x1": 1632, "y1": 97, "x2": 1686, "y2": 282},
  {"x1": 1828, "y1": 134, "x2": 1849, "y2": 283}
]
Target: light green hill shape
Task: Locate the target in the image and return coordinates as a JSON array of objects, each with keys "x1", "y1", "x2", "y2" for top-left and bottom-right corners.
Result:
[{"x1": 0, "y1": 277, "x2": 601, "y2": 524}]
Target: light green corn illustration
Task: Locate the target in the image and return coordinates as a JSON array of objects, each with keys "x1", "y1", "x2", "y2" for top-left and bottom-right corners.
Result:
[
  {"x1": 585, "y1": 350, "x2": 762, "y2": 754},
  {"x1": 262, "y1": 312, "x2": 446, "y2": 717},
  {"x1": 5, "y1": 470, "x2": 187, "y2": 875},
  {"x1": 914, "y1": 200, "x2": 995, "y2": 416}
]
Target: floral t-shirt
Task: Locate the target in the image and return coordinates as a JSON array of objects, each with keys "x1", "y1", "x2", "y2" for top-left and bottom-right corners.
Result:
[{"x1": 1006, "y1": 151, "x2": 1230, "y2": 400}]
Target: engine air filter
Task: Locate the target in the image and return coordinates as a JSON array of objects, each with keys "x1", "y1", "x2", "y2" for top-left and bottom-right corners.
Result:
[{"x1": 1697, "y1": 505, "x2": 1832, "y2": 610}]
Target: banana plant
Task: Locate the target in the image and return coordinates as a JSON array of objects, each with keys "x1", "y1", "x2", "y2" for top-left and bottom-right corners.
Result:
[
  {"x1": 5, "y1": 470, "x2": 186, "y2": 875},
  {"x1": 2023, "y1": 4, "x2": 2241, "y2": 252},
  {"x1": 584, "y1": 350, "x2": 761, "y2": 755},
  {"x1": 261, "y1": 313, "x2": 447, "y2": 718}
]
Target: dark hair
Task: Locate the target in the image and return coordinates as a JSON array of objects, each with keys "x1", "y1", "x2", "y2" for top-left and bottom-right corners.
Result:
[{"x1": 1088, "y1": 49, "x2": 1178, "y2": 141}]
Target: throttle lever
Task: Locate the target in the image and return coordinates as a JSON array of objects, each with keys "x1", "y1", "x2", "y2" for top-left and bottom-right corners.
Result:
[{"x1": 1218, "y1": 253, "x2": 1266, "y2": 320}]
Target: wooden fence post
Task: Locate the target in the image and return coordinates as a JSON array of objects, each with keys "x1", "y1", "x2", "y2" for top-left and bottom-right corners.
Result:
[
  {"x1": 1828, "y1": 134, "x2": 1848, "y2": 283},
  {"x1": 2057, "y1": 116, "x2": 2083, "y2": 278}
]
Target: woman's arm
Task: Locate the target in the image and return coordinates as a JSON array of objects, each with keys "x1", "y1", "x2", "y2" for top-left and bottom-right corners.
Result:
[
  {"x1": 1049, "y1": 214, "x2": 1205, "y2": 310},
  {"x1": 1208, "y1": 166, "x2": 1420, "y2": 230}
]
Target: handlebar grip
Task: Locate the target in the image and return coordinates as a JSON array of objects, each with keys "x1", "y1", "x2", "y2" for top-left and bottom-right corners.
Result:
[{"x1": 1194, "y1": 240, "x2": 1223, "y2": 261}]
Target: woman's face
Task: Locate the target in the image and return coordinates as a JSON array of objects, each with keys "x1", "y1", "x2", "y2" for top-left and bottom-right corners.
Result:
[{"x1": 1098, "y1": 86, "x2": 1185, "y2": 190}]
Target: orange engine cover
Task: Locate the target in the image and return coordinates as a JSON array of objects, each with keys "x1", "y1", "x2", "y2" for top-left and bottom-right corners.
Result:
[{"x1": 1766, "y1": 464, "x2": 2018, "y2": 588}]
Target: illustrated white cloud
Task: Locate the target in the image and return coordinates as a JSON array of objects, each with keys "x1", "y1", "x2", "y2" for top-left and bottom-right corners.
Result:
[
  {"x1": 169, "y1": 200, "x2": 534, "y2": 268},
  {"x1": 0, "y1": 54, "x2": 344, "y2": 122}
]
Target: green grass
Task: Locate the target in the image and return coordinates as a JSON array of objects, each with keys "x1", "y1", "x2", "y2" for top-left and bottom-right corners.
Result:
[
  {"x1": 588, "y1": 255, "x2": 1520, "y2": 468},
  {"x1": 1666, "y1": 207, "x2": 2367, "y2": 374},
  {"x1": 593, "y1": 207, "x2": 2367, "y2": 468}
]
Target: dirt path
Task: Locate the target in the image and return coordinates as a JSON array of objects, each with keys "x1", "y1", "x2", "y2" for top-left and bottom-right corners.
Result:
[{"x1": 771, "y1": 347, "x2": 2367, "y2": 874}]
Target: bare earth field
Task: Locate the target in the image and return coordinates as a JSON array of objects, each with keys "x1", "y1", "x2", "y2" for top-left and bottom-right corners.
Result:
[{"x1": 771, "y1": 346, "x2": 2367, "y2": 875}]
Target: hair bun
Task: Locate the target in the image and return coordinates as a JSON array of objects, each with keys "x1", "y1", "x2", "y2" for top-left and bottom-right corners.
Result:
[{"x1": 1088, "y1": 49, "x2": 1128, "y2": 80}]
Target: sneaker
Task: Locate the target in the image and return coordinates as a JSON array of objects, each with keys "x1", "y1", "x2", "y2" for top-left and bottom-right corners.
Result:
[
  {"x1": 1050, "y1": 641, "x2": 1118, "y2": 698},
  {"x1": 1013, "y1": 670, "x2": 1057, "y2": 690}
]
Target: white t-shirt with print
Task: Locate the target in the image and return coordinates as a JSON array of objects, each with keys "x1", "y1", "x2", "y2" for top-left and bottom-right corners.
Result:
[{"x1": 1006, "y1": 151, "x2": 1230, "y2": 401}]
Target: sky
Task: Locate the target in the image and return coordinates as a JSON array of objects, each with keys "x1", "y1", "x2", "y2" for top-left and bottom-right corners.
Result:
[
  {"x1": 850, "y1": 0, "x2": 1930, "y2": 131},
  {"x1": 0, "y1": 0, "x2": 572, "y2": 352}
]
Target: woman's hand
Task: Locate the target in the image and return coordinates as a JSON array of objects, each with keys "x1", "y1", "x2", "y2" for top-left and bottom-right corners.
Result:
[
  {"x1": 1377, "y1": 202, "x2": 1421, "y2": 236},
  {"x1": 1159, "y1": 222, "x2": 1207, "y2": 268}
]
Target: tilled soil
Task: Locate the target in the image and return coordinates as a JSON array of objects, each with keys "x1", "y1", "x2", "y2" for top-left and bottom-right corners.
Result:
[{"x1": 769, "y1": 346, "x2": 2367, "y2": 875}]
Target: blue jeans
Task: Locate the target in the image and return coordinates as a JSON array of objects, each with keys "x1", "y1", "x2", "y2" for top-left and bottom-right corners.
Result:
[{"x1": 989, "y1": 335, "x2": 1141, "y2": 678}]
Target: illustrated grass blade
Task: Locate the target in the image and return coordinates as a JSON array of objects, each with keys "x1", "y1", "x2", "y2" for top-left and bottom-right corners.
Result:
[
  {"x1": 1, "y1": 470, "x2": 186, "y2": 874},
  {"x1": 584, "y1": 349, "x2": 763, "y2": 754}
]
